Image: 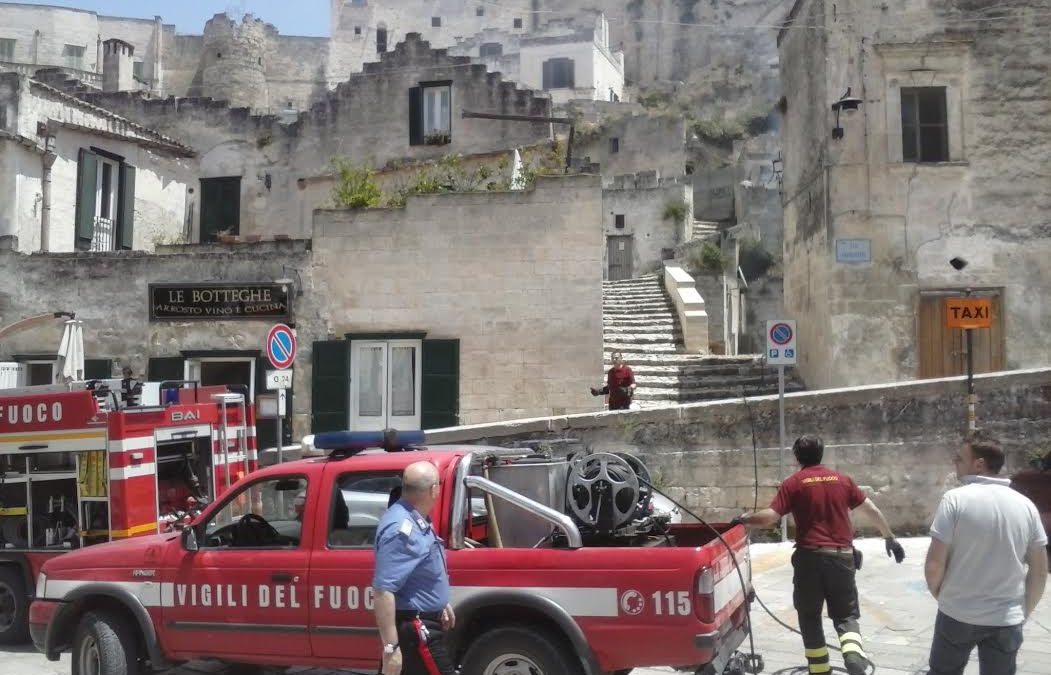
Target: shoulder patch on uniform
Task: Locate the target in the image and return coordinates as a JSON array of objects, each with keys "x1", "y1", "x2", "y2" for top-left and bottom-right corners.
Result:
[{"x1": 398, "y1": 519, "x2": 414, "y2": 537}]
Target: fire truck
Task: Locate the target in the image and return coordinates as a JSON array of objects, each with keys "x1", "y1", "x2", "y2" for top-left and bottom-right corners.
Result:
[{"x1": 0, "y1": 379, "x2": 256, "y2": 644}]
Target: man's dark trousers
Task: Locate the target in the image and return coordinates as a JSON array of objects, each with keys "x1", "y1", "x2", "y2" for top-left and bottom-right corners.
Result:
[
  {"x1": 388, "y1": 611, "x2": 455, "y2": 675},
  {"x1": 928, "y1": 611, "x2": 1023, "y2": 675},
  {"x1": 792, "y1": 548, "x2": 867, "y2": 673}
]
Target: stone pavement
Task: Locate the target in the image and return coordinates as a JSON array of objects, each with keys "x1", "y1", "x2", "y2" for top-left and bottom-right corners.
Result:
[{"x1": 6, "y1": 537, "x2": 1050, "y2": 675}]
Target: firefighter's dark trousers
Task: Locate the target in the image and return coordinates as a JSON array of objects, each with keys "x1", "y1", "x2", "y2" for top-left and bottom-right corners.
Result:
[{"x1": 792, "y1": 548, "x2": 867, "y2": 674}]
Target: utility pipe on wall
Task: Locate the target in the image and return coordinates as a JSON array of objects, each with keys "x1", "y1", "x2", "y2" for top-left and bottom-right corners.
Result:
[{"x1": 40, "y1": 135, "x2": 56, "y2": 252}]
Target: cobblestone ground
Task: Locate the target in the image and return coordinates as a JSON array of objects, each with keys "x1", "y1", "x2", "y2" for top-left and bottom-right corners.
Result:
[{"x1": 7, "y1": 537, "x2": 1051, "y2": 675}]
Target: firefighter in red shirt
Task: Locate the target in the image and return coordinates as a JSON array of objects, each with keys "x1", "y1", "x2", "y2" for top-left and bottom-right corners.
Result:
[
  {"x1": 735, "y1": 435, "x2": 906, "y2": 675},
  {"x1": 590, "y1": 351, "x2": 636, "y2": 410}
]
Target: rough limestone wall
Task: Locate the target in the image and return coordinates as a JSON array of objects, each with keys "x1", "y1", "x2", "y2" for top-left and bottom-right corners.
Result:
[
  {"x1": 201, "y1": 14, "x2": 273, "y2": 112},
  {"x1": 429, "y1": 368, "x2": 1051, "y2": 533}
]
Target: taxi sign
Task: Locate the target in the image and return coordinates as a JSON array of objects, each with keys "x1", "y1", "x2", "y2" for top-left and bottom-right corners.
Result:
[{"x1": 945, "y1": 298, "x2": 992, "y2": 329}]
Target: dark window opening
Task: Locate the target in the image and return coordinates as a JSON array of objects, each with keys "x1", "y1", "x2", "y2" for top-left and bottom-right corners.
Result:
[
  {"x1": 432, "y1": 17, "x2": 441, "y2": 27},
  {"x1": 901, "y1": 87, "x2": 948, "y2": 163},
  {"x1": 514, "y1": 18, "x2": 523, "y2": 29},
  {"x1": 132, "y1": 61, "x2": 143, "y2": 79},
  {"x1": 99, "y1": 162, "x2": 114, "y2": 219},
  {"x1": 354, "y1": 26, "x2": 362, "y2": 35},
  {"x1": 609, "y1": 137, "x2": 620, "y2": 154},
  {"x1": 480, "y1": 42, "x2": 503, "y2": 58},
  {"x1": 216, "y1": 51, "x2": 222, "y2": 59},
  {"x1": 542, "y1": 57, "x2": 575, "y2": 89},
  {"x1": 377, "y1": 27, "x2": 388, "y2": 53},
  {"x1": 200, "y1": 176, "x2": 242, "y2": 242},
  {"x1": 477, "y1": 7, "x2": 484, "y2": 16},
  {"x1": 615, "y1": 214, "x2": 625, "y2": 229}
]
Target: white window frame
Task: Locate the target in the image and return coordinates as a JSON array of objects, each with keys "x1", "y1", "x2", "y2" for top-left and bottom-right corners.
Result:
[
  {"x1": 349, "y1": 340, "x2": 422, "y2": 432},
  {"x1": 95, "y1": 157, "x2": 119, "y2": 221},
  {"x1": 22, "y1": 359, "x2": 58, "y2": 386},
  {"x1": 422, "y1": 85, "x2": 451, "y2": 136},
  {"x1": 184, "y1": 357, "x2": 256, "y2": 401}
]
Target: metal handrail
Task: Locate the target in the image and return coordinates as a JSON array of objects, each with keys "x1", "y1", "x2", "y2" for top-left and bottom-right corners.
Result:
[{"x1": 463, "y1": 474, "x2": 583, "y2": 549}]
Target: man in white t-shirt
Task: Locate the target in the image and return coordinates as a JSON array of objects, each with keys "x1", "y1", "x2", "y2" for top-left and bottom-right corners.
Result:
[{"x1": 925, "y1": 431, "x2": 1049, "y2": 675}]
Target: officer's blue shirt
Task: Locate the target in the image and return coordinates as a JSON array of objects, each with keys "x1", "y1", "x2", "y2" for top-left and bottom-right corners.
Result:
[{"x1": 373, "y1": 499, "x2": 449, "y2": 612}]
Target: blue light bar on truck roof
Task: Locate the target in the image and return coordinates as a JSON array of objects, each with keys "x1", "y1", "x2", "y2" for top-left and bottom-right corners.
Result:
[{"x1": 314, "y1": 429, "x2": 426, "y2": 457}]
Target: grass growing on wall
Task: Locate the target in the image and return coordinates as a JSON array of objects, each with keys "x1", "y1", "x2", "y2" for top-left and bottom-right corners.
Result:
[{"x1": 330, "y1": 160, "x2": 383, "y2": 208}]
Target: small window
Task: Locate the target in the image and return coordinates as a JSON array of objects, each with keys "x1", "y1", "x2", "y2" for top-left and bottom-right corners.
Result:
[
  {"x1": 354, "y1": 26, "x2": 362, "y2": 35},
  {"x1": 432, "y1": 17, "x2": 441, "y2": 27},
  {"x1": 514, "y1": 18, "x2": 523, "y2": 29},
  {"x1": 63, "y1": 44, "x2": 85, "y2": 70},
  {"x1": 0, "y1": 38, "x2": 15, "y2": 62},
  {"x1": 615, "y1": 214, "x2": 625, "y2": 229},
  {"x1": 542, "y1": 58, "x2": 575, "y2": 90},
  {"x1": 479, "y1": 42, "x2": 503, "y2": 59},
  {"x1": 132, "y1": 61, "x2": 143, "y2": 80},
  {"x1": 609, "y1": 137, "x2": 620, "y2": 154},
  {"x1": 901, "y1": 87, "x2": 948, "y2": 163},
  {"x1": 201, "y1": 476, "x2": 309, "y2": 549},
  {"x1": 377, "y1": 27, "x2": 388, "y2": 53},
  {"x1": 25, "y1": 361, "x2": 56, "y2": 385},
  {"x1": 328, "y1": 472, "x2": 403, "y2": 548},
  {"x1": 410, "y1": 83, "x2": 452, "y2": 146},
  {"x1": 476, "y1": 6, "x2": 484, "y2": 16}
]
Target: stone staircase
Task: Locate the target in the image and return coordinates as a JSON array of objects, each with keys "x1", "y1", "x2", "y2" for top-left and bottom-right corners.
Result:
[
  {"x1": 603, "y1": 275, "x2": 805, "y2": 407},
  {"x1": 690, "y1": 220, "x2": 720, "y2": 241}
]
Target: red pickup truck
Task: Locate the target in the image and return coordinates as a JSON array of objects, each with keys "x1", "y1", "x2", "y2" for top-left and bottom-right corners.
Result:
[{"x1": 29, "y1": 435, "x2": 755, "y2": 675}]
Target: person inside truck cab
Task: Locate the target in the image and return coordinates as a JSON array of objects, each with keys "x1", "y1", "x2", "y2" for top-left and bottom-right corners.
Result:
[{"x1": 373, "y1": 461, "x2": 456, "y2": 675}]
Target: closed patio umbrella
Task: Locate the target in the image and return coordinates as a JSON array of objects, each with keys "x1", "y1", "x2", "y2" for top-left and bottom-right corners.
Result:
[{"x1": 56, "y1": 319, "x2": 84, "y2": 381}]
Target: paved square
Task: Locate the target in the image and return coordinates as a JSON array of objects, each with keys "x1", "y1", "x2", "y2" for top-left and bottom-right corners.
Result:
[{"x1": 7, "y1": 537, "x2": 1049, "y2": 675}]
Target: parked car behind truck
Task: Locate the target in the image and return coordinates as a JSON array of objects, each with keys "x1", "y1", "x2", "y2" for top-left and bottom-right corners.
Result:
[{"x1": 30, "y1": 433, "x2": 755, "y2": 675}]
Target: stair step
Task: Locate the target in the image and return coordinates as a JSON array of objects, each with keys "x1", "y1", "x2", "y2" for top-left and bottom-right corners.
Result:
[
  {"x1": 621, "y1": 364, "x2": 786, "y2": 378},
  {"x1": 634, "y1": 383, "x2": 807, "y2": 402},
  {"x1": 602, "y1": 352, "x2": 768, "y2": 365},
  {"x1": 603, "y1": 325, "x2": 682, "y2": 336},
  {"x1": 631, "y1": 374, "x2": 795, "y2": 389},
  {"x1": 603, "y1": 343, "x2": 681, "y2": 354},
  {"x1": 600, "y1": 333, "x2": 682, "y2": 344}
]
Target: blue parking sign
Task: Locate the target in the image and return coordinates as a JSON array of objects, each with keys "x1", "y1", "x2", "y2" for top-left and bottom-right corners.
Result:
[{"x1": 769, "y1": 348, "x2": 779, "y2": 358}]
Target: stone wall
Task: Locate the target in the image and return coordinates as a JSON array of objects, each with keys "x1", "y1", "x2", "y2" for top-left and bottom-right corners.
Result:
[
  {"x1": 602, "y1": 172, "x2": 691, "y2": 278},
  {"x1": 429, "y1": 368, "x2": 1051, "y2": 533},
  {"x1": 311, "y1": 174, "x2": 604, "y2": 425},
  {"x1": 780, "y1": 0, "x2": 1051, "y2": 389},
  {"x1": 575, "y1": 113, "x2": 687, "y2": 182}
]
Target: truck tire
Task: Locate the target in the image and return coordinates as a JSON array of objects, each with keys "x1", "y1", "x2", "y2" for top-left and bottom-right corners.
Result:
[
  {"x1": 460, "y1": 625, "x2": 584, "y2": 675},
  {"x1": 0, "y1": 566, "x2": 29, "y2": 644},
  {"x1": 72, "y1": 610, "x2": 142, "y2": 675}
]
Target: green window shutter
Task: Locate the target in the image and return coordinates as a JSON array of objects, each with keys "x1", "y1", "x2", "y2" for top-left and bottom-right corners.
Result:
[
  {"x1": 83, "y1": 359, "x2": 113, "y2": 380},
  {"x1": 422, "y1": 339, "x2": 459, "y2": 430},
  {"x1": 311, "y1": 340, "x2": 349, "y2": 433},
  {"x1": 542, "y1": 60, "x2": 553, "y2": 89},
  {"x1": 409, "y1": 86, "x2": 424, "y2": 146},
  {"x1": 75, "y1": 149, "x2": 99, "y2": 250},
  {"x1": 147, "y1": 356, "x2": 184, "y2": 383},
  {"x1": 117, "y1": 164, "x2": 136, "y2": 250}
]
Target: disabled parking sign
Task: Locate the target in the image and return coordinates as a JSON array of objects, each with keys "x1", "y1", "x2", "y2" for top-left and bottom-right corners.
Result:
[{"x1": 766, "y1": 320, "x2": 797, "y2": 366}]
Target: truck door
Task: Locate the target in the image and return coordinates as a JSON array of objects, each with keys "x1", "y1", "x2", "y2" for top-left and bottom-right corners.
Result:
[
  {"x1": 308, "y1": 469, "x2": 401, "y2": 666},
  {"x1": 163, "y1": 473, "x2": 311, "y2": 659}
]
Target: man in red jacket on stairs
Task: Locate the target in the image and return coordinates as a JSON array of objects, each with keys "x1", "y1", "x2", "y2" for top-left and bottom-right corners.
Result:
[{"x1": 590, "y1": 351, "x2": 636, "y2": 410}]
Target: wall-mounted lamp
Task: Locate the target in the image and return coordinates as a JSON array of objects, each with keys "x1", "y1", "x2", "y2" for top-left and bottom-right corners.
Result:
[
  {"x1": 830, "y1": 87, "x2": 863, "y2": 140},
  {"x1": 278, "y1": 265, "x2": 304, "y2": 298}
]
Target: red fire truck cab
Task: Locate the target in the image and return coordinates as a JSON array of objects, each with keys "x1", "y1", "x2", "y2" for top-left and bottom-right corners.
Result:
[{"x1": 0, "y1": 380, "x2": 256, "y2": 644}]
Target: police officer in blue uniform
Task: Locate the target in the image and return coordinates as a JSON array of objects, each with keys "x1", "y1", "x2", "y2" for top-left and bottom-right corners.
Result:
[{"x1": 373, "y1": 461, "x2": 456, "y2": 675}]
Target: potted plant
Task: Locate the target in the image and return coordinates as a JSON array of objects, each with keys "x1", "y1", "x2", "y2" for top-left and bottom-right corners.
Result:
[{"x1": 424, "y1": 132, "x2": 451, "y2": 146}]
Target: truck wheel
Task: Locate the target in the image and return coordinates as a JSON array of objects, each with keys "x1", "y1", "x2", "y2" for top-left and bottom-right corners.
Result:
[
  {"x1": 460, "y1": 625, "x2": 584, "y2": 675},
  {"x1": 0, "y1": 567, "x2": 29, "y2": 644},
  {"x1": 72, "y1": 610, "x2": 142, "y2": 675}
]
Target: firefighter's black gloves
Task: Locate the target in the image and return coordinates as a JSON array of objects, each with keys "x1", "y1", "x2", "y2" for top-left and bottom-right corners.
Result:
[{"x1": 885, "y1": 537, "x2": 905, "y2": 563}]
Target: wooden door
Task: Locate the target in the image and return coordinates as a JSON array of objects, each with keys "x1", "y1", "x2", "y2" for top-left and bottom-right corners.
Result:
[
  {"x1": 918, "y1": 292, "x2": 1005, "y2": 378},
  {"x1": 607, "y1": 235, "x2": 633, "y2": 281}
]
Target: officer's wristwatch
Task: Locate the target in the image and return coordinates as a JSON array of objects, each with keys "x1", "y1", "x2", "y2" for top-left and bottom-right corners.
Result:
[{"x1": 383, "y1": 642, "x2": 399, "y2": 655}]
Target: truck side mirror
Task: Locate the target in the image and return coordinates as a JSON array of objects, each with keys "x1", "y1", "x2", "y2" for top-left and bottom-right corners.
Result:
[{"x1": 181, "y1": 527, "x2": 199, "y2": 552}]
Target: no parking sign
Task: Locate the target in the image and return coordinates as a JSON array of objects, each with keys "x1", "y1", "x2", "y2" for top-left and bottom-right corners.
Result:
[{"x1": 766, "y1": 320, "x2": 797, "y2": 366}]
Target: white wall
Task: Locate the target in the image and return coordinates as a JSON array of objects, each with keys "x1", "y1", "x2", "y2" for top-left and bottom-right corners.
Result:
[
  {"x1": 519, "y1": 38, "x2": 624, "y2": 104},
  {"x1": 0, "y1": 3, "x2": 101, "y2": 72}
]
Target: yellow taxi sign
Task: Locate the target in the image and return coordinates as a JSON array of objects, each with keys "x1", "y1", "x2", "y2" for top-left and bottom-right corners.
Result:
[{"x1": 945, "y1": 297, "x2": 992, "y2": 329}]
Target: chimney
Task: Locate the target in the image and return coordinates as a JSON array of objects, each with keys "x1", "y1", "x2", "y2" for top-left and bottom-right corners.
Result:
[{"x1": 102, "y1": 38, "x2": 135, "y2": 93}]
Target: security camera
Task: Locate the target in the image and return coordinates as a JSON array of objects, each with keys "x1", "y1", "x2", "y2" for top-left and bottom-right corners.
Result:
[{"x1": 949, "y1": 257, "x2": 968, "y2": 271}]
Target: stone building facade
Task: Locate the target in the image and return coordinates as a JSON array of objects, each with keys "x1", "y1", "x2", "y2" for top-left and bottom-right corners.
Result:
[
  {"x1": 779, "y1": 0, "x2": 1051, "y2": 389},
  {"x1": 0, "y1": 71, "x2": 194, "y2": 253},
  {"x1": 0, "y1": 175, "x2": 603, "y2": 442},
  {"x1": 602, "y1": 172, "x2": 692, "y2": 280},
  {"x1": 72, "y1": 34, "x2": 553, "y2": 243}
]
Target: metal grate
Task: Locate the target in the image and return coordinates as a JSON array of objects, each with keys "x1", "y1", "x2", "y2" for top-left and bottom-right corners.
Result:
[{"x1": 90, "y1": 217, "x2": 115, "y2": 251}]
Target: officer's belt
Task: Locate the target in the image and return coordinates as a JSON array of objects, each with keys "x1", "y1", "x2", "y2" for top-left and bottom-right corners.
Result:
[
  {"x1": 798, "y1": 545, "x2": 854, "y2": 555},
  {"x1": 395, "y1": 609, "x2": 443, "y2": 622}
]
